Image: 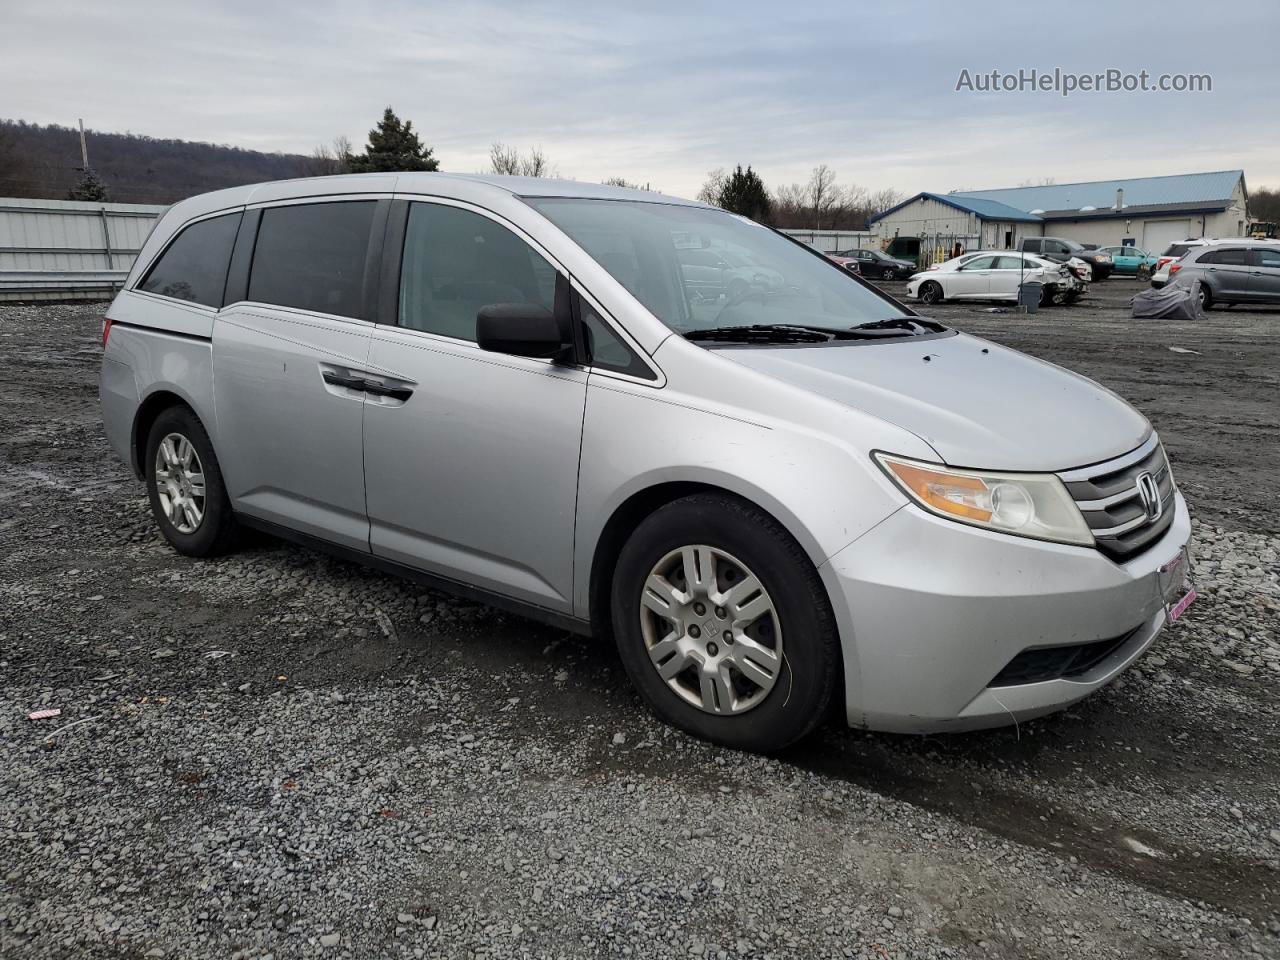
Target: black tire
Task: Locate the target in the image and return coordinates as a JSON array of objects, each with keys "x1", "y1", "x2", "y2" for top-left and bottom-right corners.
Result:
[
  {"x1": 144, "y1": 405, "x2": 238, "y2": 557},
  {"x1": 1198, "y1": 284, "x2": 1213, "y2": 310},
  {"x1": 919, "y1": 280, "x2": 943, "y2": 305},
  {"x1": 611, "y1": 494, "x2": 839, "y2": 753},
  {"x1": 884, "y1": 267, "x2": 898, "y2": 281}
]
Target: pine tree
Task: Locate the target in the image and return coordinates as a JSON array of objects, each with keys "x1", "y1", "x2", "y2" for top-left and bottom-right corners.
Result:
[
  {"x1": 348, "y1": 107, "x2": 439, "y2": 173},
  {"x1": 67, "y1": 167, "x2": 110, "y2": 202},
  {"x1": 716, "y1": 165, "x2": 771, "y2": 223}
]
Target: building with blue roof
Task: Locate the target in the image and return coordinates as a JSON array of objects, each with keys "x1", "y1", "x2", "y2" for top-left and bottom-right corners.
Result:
[{"x1": 868, "y1": 170, "x2": 1248, "y2": 260}]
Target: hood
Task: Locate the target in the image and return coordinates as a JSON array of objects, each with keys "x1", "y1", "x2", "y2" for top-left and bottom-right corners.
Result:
[{"x1": 721, "y1": 332, "x2": 1150, "y2": 471}]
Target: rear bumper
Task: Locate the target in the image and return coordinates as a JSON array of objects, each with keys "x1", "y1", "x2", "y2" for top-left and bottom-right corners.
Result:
[{"x1": 820, "y1": 492, "x2": 1192, "y2": 734}]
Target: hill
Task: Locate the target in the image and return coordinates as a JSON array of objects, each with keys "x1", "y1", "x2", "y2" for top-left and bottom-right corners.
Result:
[{"x1": 0, "y1": 119, "x2": 317, "y2": 204}]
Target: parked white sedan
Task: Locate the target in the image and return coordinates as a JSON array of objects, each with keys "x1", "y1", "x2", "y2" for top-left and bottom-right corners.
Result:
[{"x1": 907, "y1": 252, "x2": 1079, "y2": 306}]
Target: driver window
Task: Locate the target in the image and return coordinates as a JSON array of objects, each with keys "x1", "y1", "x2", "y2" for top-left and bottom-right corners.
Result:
[
  {"x1": 399, "y1": 202, "x2": 557, "y2": 341},
  {"x1": 961, "y1": 256, "x2": 997, "y2": 270}
]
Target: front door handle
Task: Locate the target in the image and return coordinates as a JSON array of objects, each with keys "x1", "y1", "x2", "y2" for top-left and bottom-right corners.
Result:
[
  {"x1": 362, "y1": 381, "x2": 413, "y2": 402},
  {"x1": 322, "y1": 370, "x2": 368, "y2": 391}
]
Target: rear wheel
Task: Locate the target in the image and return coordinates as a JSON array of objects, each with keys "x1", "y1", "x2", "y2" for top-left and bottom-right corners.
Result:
[
  {"x1": 145, "y1": 406, "x2": 238, "y2": 557},
  {"x1": 919, "y1": 280, "x2": 943, "y2": 305},
  {"x1": 611, "y1": 494, "x2": 839, "y2": 752}
]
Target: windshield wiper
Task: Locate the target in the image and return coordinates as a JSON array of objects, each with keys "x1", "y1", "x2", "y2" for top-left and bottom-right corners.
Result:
[
  {"x1": 851, "y1": 317, "x2": 948, "y2": 334},
  {"x1": 683, "y1": 324, "x2": 837, "y2": 343},
  {"x1": 683, "y1": 319, "x2": 948, "y2": 344}
]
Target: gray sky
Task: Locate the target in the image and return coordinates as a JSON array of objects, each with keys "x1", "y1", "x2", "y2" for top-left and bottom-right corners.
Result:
[{"x1": 5, "y1": 0, "x2": 1277, "y2": 198}]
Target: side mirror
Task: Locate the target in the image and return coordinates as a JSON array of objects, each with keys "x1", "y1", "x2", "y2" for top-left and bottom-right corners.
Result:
[{"x1": 476, "y1": 304, "x2": 570, "y2": 360}]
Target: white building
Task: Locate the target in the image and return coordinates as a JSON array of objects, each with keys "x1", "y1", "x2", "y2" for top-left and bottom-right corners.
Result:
[{"x1": 869, "y1": 170, "x2": 1249, "y2": 261}]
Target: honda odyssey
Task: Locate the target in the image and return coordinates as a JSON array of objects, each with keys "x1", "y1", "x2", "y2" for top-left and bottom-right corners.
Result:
[{"x1": 99, "y1": 173, "x2": 1193, "y2": 752}]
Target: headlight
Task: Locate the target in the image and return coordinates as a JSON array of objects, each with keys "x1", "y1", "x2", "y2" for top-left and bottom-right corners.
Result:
[{"x1": 874, "y1": 453, "x2": 1094, "y2": 547}]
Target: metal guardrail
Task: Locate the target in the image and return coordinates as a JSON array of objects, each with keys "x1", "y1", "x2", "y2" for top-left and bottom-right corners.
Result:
[{"x1": 0, "y1": 197, "x2": 167, "y2": 301}]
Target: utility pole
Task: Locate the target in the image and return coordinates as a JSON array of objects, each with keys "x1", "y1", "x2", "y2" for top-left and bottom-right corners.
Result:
[{"x1": 78, "y1": 118, "x2": 89, "y2": 170}]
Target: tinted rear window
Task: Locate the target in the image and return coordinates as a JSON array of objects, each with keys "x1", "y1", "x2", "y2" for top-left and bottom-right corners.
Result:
[
  {"x1": 248, "y1": 201, "x2": 376, "y2": 318},
  {"x1": 1199, "y1": 248, "x2": 1248, "y2": 266},
  {"x1": 138, "y1": 212, "x2": 242, "y2": 307}
]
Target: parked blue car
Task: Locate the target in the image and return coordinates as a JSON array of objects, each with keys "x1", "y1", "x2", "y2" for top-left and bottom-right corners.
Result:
[{"x1": 1098, "y1": 245, "x2": 1160, "y2": 276}]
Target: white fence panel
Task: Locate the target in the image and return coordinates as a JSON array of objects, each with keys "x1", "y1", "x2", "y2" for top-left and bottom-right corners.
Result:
[{"x1": 0, "y1": 197, "x2": 167, "y2": 301}]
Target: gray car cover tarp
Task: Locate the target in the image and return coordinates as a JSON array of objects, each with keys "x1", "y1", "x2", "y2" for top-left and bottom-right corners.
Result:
[{"x1": 1130, "y1": 278, "x2": 1205, "y2": 320}]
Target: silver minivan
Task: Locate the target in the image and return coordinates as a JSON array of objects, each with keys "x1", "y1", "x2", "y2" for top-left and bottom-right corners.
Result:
[{"x1": 100, "y1": 174, "x2": 1193, "y2": 752}]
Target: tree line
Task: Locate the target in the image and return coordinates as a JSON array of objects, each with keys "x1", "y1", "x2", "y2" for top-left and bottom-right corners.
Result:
[
  {"x1": 696, "y1": 164, "x2": 903, "y2": 231},
  {"x1": 0, "y1": 118, "x2": 315, "y2": 204},
  {"x1": 0, "y1": 107, "x2": 901, "y2": 224},
  {"x1": 12, "y1": 107, "x2": 1271, "y2": 234}
]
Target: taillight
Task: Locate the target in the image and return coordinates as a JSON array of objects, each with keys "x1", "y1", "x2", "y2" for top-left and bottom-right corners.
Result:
[
  {"x1": 101, "y1": 316, "x2": 113, "y2": 347},
  {"x1": 1168, "y1": 263, "x2": 1182, "y2": 275}
]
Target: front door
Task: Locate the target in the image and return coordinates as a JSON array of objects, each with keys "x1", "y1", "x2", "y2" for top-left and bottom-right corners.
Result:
[
  {"x1": 214, "y1": 198, "x2": 382, "y2": 551},
  {"x1": 362, "y1": 199, "x2": 587, "y2": 612}
]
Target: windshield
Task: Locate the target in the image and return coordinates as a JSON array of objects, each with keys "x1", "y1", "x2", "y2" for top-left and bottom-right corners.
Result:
[{"x1": 526, "y1": 198, "x2": 912, "y2": 333}]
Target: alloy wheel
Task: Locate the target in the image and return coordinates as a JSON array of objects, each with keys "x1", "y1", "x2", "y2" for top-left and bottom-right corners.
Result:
[
  {"x1": 154, "y1": 432, "x2": 206, "y2": 534},
  {"x1": 638, "y1": 545, "x2": 783, "y2": 715}
]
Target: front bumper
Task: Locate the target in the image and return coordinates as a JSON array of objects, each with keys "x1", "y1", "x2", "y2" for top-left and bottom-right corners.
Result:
[{"x1": 819, "y1": 491, "x2": 1192, "y2": 734}]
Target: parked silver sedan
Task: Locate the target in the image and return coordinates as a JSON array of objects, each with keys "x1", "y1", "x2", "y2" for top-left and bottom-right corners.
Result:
[{"x1": 100, "y1": 174, "x2": 1193, "y2": 752}]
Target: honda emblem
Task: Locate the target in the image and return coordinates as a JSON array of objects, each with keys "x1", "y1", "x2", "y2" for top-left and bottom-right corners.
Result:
[{"x1": 1136, "y1": 472, "x2": 1162, "y2": 522}]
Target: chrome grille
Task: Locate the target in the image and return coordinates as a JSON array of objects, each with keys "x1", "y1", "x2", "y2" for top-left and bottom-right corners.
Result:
[{"x1": 1058, "y1": 434, "x2": 1176, "y2": 563}]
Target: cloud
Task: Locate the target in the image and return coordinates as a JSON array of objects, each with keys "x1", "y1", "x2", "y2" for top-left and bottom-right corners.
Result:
[{"x1": 3, "y1": 0, "x2": 1277, "y2": 196}]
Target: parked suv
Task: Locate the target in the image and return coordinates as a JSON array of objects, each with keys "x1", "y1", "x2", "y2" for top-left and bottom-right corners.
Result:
[
  {"x1": 1151, "y1": 239, "x2": 1207, "y2": 288},
  {"x1": 1021, "y1": 236, "x2": 1114, "y2": 280},
  {"x1": 1168, "y1": 240, "x2": 1280, "y2": 308},
  {"x1": 100, "y1": 174, "x2": 1192, "y2": 752}
]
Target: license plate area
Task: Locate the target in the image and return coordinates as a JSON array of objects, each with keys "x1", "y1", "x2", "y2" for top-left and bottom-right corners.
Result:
[{"x1": 1159, "y1": 547, "x2": 1195, "y2": 622}]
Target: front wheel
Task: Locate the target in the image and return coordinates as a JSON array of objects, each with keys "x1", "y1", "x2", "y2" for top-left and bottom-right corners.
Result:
[
  {"x1": 611, "y1": 494, "x2": 839, "y2": 752},
  {"x1": 919, "y1": 280, "x2": 944, "y2": 305},
  {"x1": 145, "y1": 406, "x2": 238, "y2": 557},
  {"x1": 1198, "y1": 284, "x2": 1213, "y2": 310}
]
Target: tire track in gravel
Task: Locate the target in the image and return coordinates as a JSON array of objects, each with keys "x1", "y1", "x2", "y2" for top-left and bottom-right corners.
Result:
[{"x1": 782, "y1": 729, "x2": 1279, "y2": 927}]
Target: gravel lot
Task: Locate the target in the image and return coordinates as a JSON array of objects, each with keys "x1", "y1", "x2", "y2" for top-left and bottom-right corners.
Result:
[{"x1": 2, "y1": 279, "x2": 1278, "y2": 959}]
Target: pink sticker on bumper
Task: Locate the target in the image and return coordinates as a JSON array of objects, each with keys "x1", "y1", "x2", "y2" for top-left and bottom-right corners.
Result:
[{"x1": 1168, "y1": 588, "x2": 1196, "y2": 622}]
